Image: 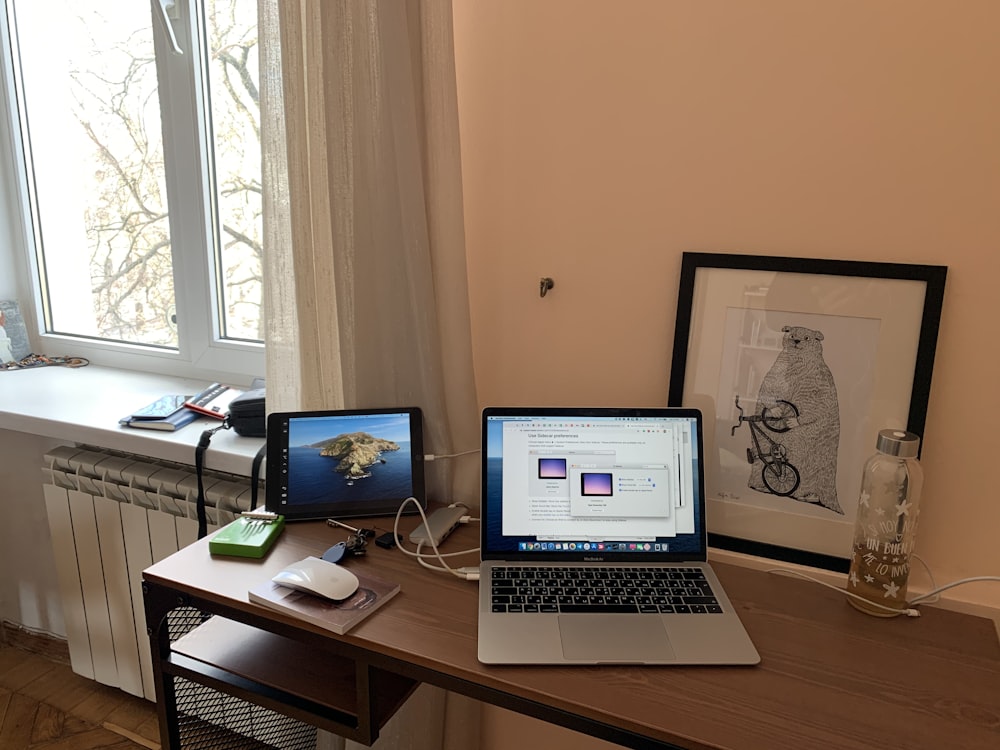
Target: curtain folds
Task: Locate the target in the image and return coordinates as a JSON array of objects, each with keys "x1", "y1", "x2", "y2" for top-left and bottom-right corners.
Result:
[
  {"x1": 259, "y1": 1, "x2": 481, "y2": 747},
  {"x1": 261, "y1": 0, "x2": 479, "y2": 505}
]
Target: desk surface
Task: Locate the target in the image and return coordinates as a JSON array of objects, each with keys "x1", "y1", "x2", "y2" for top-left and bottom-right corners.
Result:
[{"x1": 144, "y1": 517, "x2": 1000, "y2": 750}]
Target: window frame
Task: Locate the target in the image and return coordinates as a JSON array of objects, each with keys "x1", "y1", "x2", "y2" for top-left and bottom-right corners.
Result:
[{"x1": 0, "y1": 0, "x2": 265, "y2": 384}]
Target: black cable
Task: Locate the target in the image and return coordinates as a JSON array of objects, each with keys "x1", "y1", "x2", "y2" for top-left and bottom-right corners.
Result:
[{"x1": 195, "y1": 423, "x2": 227, "y2": 538}]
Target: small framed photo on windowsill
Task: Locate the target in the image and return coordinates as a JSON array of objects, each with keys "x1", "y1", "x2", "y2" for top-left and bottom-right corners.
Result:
[{"x1": 0, "y1": 301, "x2": 30, "y2": 365}]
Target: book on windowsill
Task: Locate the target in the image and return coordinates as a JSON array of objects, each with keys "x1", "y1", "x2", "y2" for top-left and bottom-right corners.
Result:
[
  {"x1": 184, "y1": 382, "x2": 244, "y2": 419},
  {"x1": 120, "y1": 394, "x2": 200, "y2": 432},
  {"x1": 248, "y1": 569, "x2": 400, "y2": 635}
]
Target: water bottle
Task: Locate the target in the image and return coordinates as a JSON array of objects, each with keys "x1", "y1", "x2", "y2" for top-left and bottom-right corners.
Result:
[{"x1": 847, "y1": 429, "x2": 923, "y2": 617}]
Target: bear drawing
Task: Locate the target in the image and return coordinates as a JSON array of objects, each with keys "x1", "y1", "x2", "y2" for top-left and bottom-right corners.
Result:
[{"x1": 750, "y1": 325, "x2": 843, "y2": 514}]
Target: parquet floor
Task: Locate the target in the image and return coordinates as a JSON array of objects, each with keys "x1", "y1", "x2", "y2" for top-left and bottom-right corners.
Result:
[{"x1": 0, "y1": 645, "x2": 160, "y2": 750}]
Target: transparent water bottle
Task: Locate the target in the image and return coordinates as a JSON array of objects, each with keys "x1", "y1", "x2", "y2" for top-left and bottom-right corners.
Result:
[{"x1": 847, "y1": 429, "x2": 923, "y2": 617}]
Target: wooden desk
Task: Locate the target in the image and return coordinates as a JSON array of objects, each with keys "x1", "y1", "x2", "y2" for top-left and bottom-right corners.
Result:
[{"x1": 143, "y1": 518, "x2": 1000, "y2": 750}]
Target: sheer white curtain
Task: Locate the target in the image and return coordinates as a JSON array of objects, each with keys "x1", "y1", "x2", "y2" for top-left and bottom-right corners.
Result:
[{"x1": 259, "y1": 0, "x2": 481, "y2": 748}]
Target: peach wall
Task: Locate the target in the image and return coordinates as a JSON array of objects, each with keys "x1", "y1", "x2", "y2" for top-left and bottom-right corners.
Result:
[
  {"x1": 454, "y1": 0, "x2": 1000, "y2": 602},
  {"x1": 454, "y1": 3, "x2": 999, "y2": 746}
]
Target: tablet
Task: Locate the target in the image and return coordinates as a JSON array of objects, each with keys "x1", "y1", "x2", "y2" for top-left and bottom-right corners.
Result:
[{"x1": 266, "y1": 407, "x2": 425, "y2": 520}]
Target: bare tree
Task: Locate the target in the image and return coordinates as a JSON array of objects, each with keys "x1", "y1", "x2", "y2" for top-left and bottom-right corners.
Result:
[{"x1": 66, "y1": 1, "x2": 261, "y2": 345}]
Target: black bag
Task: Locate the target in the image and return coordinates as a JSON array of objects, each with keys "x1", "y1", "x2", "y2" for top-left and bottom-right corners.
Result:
[{"x1": 227, "y1": 388, "x2": 266, "y2": 437}]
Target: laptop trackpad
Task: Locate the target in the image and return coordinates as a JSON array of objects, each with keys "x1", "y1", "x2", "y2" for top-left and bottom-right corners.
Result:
[{"x1": 559, "y1": 615, "x2": 675, "y2": 663}]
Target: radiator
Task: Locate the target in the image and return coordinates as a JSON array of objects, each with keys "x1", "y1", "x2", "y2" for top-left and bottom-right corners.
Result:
[{"x1": 42, "y1": 444, "x2": 259, "y2": 700}]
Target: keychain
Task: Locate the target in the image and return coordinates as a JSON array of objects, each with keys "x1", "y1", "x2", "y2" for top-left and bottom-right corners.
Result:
[{"x1": 323, "y1": 519, "x2": 375, "y2": 562}]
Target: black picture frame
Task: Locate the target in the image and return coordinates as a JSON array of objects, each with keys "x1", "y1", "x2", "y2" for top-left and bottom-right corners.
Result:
[{"x1": 668, "y1": 252, "x2": 946, "y2": 571}]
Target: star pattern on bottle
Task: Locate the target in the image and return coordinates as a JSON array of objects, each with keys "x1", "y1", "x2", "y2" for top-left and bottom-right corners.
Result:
[
  {"x1": 896, "y1": 500, "x2": 911, "y2": 517},
  {"x1": 859, "y1": 490, "x2": 870, "y2": 507},
  {"x1": 849, "y1": 571, "x2": 859, "y2": 587},
  {"x1": 865, "y1": 574, "x2": 875, "y2": 583},
  {"x1": 883, "y1": 580, "x2": 900, "y2": 599},
  {"x1": 875, "y1": 507, "x2": 885, "y2": 516}
]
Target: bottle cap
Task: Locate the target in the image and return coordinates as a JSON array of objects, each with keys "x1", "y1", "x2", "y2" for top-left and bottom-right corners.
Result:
[{"x1": 876, "y1": 429, "x2": 920, "y2": 458}]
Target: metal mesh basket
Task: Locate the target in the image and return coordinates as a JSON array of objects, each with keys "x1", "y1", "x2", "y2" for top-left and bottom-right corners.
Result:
[{"x1": 167, "y1": 607, "x2": 318, "y2": 750}]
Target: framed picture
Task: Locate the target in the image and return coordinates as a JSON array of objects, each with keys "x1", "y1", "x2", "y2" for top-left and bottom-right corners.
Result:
[
  {"x1": 668, "y1": 252, "x2": 946, "y2": 571},
  {"x1": 0, "y1": 300, "x2": 31, "y2": 364}
]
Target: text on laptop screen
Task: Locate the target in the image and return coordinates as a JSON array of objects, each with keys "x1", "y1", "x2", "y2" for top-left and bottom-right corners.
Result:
[{"x1": 482, "y1": 412, "x2": 705, "y2": 557}]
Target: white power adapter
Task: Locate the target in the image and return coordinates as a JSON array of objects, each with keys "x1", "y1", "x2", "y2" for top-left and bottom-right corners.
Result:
[{"x1": 408, "y1": 505, "x2": 467, "y2": 547}]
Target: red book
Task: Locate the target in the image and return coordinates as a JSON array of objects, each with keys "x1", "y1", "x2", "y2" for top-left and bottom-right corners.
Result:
[{"x1": 184, "y1": 383, "x2": 243, "y2": 419}]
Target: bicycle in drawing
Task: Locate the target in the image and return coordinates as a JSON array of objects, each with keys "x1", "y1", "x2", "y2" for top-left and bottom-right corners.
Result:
[{"x1": 730, "y1": 395, "x2": 801, "y2": 497}]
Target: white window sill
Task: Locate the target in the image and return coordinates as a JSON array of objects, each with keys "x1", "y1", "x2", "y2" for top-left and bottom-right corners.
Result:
[{"x1": 0, "y1": 364, "x2": 264, "y2": 477}]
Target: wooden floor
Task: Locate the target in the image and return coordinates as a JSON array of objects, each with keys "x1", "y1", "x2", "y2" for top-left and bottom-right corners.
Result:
[{"x1": 0, "y1": 645, "x2": 160, "y2": 750}]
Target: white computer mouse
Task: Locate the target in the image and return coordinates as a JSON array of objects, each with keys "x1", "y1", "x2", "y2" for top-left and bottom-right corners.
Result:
[{"x1": 271, "y1": 556, "x2": 360, "y2": 601}]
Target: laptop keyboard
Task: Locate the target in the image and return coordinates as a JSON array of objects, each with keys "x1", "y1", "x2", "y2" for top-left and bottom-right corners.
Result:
[{"x1": 490, "y1": 565, "x2": 723, "y2": 614}]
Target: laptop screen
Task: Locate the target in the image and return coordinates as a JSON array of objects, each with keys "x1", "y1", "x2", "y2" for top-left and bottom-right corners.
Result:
[{"x1": 481, "y1": 407, "x2": 707, "y2": 562}]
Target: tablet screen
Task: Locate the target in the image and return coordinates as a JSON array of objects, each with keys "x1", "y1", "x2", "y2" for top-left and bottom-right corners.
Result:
[{"x1": 266, "y1": 407, "x2": 424, "y2": 520}]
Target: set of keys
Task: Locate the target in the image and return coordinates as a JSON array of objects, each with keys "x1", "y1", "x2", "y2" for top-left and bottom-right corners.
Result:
[{"x1": 322, "y1": 519, "x2": 376, "y2": 563}]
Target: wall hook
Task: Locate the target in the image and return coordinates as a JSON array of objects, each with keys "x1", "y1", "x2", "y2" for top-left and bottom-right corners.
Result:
[{"x1": 539, "y1": 277, "x2": 555, "y2": 298}]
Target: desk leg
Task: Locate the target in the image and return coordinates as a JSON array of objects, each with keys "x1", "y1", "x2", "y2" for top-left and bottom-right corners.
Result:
[
  {"x1": 143, "y1": 580, "x2": 183, "y2": 750},
  {"x1": 355, "y1": 663, "x2": 375, "y2": 742}
]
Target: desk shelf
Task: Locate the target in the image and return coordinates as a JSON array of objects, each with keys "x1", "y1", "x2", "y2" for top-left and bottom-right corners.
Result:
[{"x1": 161, "y1": 612, "x2": 418, "y2": 746}]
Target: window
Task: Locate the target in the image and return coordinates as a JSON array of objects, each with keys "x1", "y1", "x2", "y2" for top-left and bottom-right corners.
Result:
[{"x1": 1, "y1": 0, "x2": 264, "y2": 380}]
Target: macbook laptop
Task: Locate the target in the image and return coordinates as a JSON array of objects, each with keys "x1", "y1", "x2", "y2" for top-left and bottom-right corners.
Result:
[{"x1": 477, "y1": 406, "x2": 760, "y2": 665}]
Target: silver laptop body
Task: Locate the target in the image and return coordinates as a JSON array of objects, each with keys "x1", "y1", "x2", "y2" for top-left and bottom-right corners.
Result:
[{"x1": 477, "y1": 407, "x2": 760, "y2": 666}]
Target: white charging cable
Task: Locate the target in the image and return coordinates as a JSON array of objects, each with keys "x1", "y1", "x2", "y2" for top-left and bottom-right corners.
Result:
[
  {"x1": 424, "y1": 449, "x2": 479, "y2": 461},
  {"x1": 767, "y1": 568, "x2": 922, "y2": 617},
  {"x1": 767, "y1": 562, "x2": 1000, "y2": 617}
]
